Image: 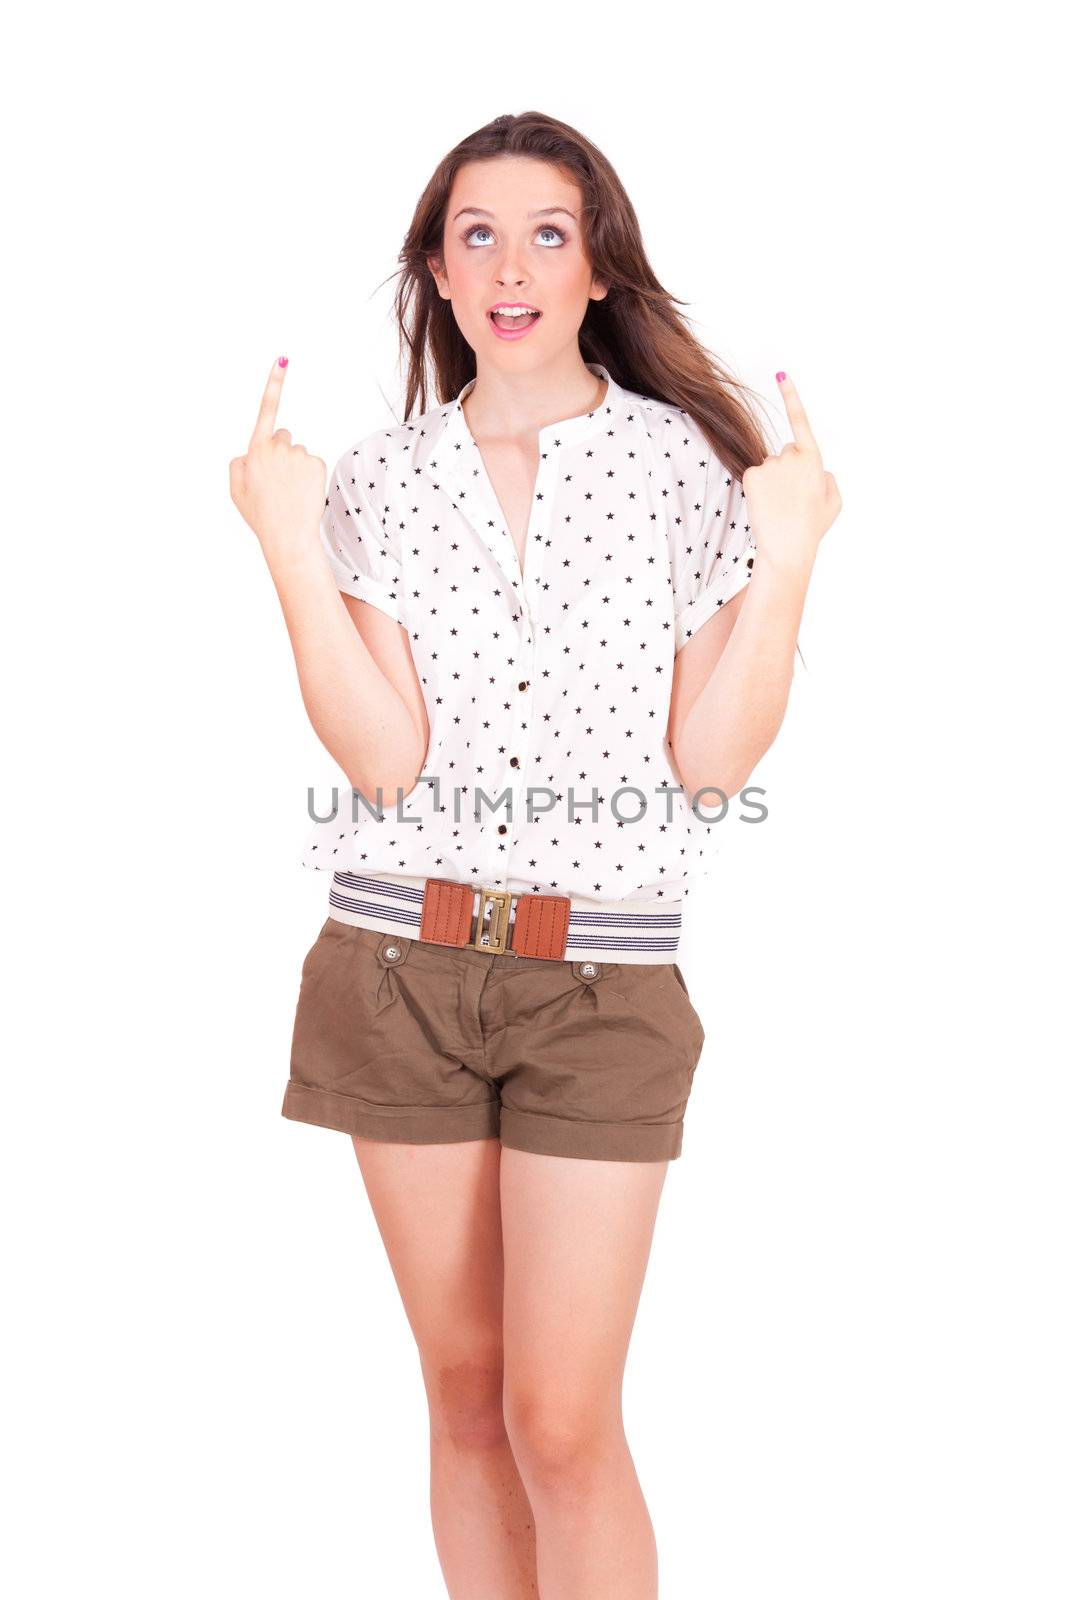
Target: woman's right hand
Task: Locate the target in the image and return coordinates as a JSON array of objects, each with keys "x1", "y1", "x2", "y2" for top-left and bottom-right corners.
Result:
[{"x1": 229, "y1": 357, "x2": 328, "y2": 561}]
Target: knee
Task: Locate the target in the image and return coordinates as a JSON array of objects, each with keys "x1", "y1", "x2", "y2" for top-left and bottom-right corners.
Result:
[
  {"x1": 423, "y1": 1352, "x2": 508, "y2": 1452},
  {"x1": 503, "y1": 1388, "x2": 621, "y2": 1485}
]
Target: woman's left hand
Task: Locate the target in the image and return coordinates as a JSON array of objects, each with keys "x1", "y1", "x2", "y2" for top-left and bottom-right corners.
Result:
[{"x1": 741, "y1": 373, "x2": 842, "y2": 575}]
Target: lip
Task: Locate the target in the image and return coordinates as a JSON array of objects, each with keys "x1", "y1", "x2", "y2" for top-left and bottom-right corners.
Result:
[{"x1": 486, "y1": 304, "x2": 543, "y2": 342}]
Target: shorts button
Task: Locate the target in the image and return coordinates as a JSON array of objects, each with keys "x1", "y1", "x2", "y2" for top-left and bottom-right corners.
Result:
[
  {"x1": 382, "y1": 943, "x2": 402, "y2": 962},
  {"x1": 580, "y1": 962, "x2": 599, "y2": 978}
]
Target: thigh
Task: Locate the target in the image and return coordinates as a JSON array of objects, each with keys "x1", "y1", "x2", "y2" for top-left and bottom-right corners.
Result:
[
  {"x1": 498, "y1": 1146, "x2": 669, "y2": 1410},
  {"x1": 353, "y1": 1135, "x2": 507, "y2": 1374}
]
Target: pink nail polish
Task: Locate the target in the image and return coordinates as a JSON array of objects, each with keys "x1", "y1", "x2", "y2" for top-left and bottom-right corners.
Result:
[
  {"x1": 775, "y1": 370, "x2": 786, "y2": 383},
  {"x1": 278, "y1": 356, "x2": 288, "y2": 368}
]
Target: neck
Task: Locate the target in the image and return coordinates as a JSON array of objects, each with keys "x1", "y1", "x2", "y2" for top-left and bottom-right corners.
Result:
[{"x1": 461, "y1": 358, "x2": 606, "y2": 441}]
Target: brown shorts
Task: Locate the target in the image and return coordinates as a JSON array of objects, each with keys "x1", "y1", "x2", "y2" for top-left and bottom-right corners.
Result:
[{"x1": 281, "y1": 918, "x2": 706, "y2": 1162}]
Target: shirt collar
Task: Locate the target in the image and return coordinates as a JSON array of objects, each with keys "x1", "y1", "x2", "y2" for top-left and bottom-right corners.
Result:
[{"x1": 438, "y1": 361, "x2": 623, "y2": 462}]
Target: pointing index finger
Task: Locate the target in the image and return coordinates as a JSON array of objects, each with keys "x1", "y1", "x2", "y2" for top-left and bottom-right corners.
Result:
[
  {"x1": 776, "y1": 371, "x2": 820, "y2": 456},
  {"x1": 251, "y1": 356, "x2": 289, "y2": 448}
]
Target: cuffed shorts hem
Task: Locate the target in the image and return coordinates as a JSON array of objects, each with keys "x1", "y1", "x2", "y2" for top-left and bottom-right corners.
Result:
[
  {"x1": 281, "y1": 1082, "x2": 682, "y2": 1161},
  {"x1": 499, "y1": 1105, "x2": 683, "y2": 1162},
  {"x1": 281, "y1": 1081, "x2": 501, "y2": 1144}
]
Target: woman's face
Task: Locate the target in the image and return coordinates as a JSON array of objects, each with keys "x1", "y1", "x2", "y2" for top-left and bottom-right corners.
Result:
[{"x1": 429, "y1": 157, "x2": 607, "y2": 374}]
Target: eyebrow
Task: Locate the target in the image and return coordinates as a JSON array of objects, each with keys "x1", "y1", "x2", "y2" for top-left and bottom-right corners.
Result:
[{"x1": 452, "y1": 206, "x2": 579, "y2": 223}]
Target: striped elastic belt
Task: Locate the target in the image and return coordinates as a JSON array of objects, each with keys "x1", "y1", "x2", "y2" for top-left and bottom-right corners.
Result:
[{"x1": 327, "y1": 870, "x2": 684, "y2": 963}]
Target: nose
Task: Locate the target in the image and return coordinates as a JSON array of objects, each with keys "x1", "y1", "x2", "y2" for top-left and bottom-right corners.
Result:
[{"x1": 496, "y1": 242, "x2": 529, "y2": 288}]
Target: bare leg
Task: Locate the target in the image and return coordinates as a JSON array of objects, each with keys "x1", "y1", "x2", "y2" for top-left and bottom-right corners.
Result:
[
  {"x1": 499, "y1": 1147, "x2": 669, "y2": 1599},
  {"x1": 352, "y1": 1135, "x2": 538, "y2": 1598}
]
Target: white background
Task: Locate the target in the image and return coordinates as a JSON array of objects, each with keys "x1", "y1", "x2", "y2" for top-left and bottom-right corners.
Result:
[{"x1": 6, "y1": 1, "x2": 1064, "y2": 1594}]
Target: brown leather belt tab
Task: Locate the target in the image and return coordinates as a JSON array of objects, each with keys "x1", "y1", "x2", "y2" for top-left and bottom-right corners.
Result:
[
  {"x1": 512, "y1": 892, "x2": 570, "y2": 961},
  {"x1": 418, "y1": 878, "x2": 571, "y2": 961},
  {"x1": 418, "y1": 878, "x2": 475, "y2": 947}
]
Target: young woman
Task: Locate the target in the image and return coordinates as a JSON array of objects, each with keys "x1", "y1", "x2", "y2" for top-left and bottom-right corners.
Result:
[{"x1": 230, "y1": 111, "x2": 841, "y2": 1600}]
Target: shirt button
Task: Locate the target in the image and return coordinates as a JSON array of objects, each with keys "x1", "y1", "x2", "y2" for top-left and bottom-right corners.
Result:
[
  {"x1": 382, "y1": 944, "x2": 402, "y2": 962},
  {"x1": 509, "y1": 756, "x2": 519, "y2": 767},
  {"x1": 580, "y1": 962, "x2": 599, "y2": 978},
  {"x1": 498, "y1": 824, "x2": 507, "y2": 834},
  {"x1": 518, "y1": 681, "x2": 528, "y2": 691}
]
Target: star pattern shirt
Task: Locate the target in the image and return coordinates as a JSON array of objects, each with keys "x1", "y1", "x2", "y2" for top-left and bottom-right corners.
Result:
[{"x1": 302, "y1": 361, "x2": 757, "y2": 904}]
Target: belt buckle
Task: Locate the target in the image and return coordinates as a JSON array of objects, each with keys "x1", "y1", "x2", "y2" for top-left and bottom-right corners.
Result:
[{"x1": 469, "y1": 887, "x2": 514, "y2": 954}]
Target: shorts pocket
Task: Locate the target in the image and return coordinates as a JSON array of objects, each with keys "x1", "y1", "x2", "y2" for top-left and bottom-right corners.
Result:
[{"x1": 663, "y1": 964, "x2": 705, "y2": 1066}]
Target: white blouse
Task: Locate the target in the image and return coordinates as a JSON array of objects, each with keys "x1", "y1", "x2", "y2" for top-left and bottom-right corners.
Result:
[{"x1": 302, "y1": 361, "x2": 757, "y2": 927}]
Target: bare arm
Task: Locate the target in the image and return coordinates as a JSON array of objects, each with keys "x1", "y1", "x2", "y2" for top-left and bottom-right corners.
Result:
[
  {"x1": 668, "y1": 556, "x2": 812, "y2": 799},
  {"x1": 668, "y1": 371, "x2": 841, "y2": 799},
  {"x1": 229, "y1": 357, "x2": 427, "y2": 804},
  {"x1": 262, "y1": 539, "x2": 428, "y2": 802}
]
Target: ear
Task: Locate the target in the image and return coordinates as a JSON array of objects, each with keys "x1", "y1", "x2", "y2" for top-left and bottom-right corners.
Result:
[
  {"x1": 427, "y1": 253, "x2": 450, "y2": 299},
  {"x1": 589, "y1": 278, "x2": 610, "y2": 303}
]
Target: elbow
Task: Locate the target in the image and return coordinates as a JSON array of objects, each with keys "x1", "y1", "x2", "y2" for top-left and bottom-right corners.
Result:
[
  {"x1": 343, "y1": 763, "x2": 424, "y2": 806},
  {"x1": 682, "y1": 771, "x2": 753, "y2": 808},
  {"x1": 673, "y1": 739, "x2": 752, "y2": 806},
  {"x1": 344, "y1": 738, "x2": 427, "y2": 806},
  {"x1": 343, "y1": 715, "x2": 428, "y2": 806}
]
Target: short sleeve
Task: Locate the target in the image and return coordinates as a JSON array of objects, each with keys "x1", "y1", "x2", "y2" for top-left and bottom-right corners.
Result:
[
  {"x1": 671, "y1": 448, "x2": 757, "y2": 651},
  {"x1": 319, "y1": 448, "x2": 405, "y2": 624}
]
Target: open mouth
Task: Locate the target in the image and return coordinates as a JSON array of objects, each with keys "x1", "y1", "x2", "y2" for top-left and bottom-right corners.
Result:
[{"x1": 488, "y1": 307, "x2": 542, "y2": 331}]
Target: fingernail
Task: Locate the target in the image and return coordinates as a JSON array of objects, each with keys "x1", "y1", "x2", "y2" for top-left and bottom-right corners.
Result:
[
  {"x1": 775, "y1": 370, "x2": 786, "y2": 383},
  {"x1": 278, "y1": 356, "x2": 288, "y2": 368}
]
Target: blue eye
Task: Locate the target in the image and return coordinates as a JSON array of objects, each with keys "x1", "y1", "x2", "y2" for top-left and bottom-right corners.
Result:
[{"x1": 461, "y1": 223, "x2": 569, "y2": 248}]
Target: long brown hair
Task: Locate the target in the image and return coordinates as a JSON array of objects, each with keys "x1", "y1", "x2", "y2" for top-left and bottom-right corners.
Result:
[{"x1": 387, "y1": 110, "x2": 774, "y2": 482}]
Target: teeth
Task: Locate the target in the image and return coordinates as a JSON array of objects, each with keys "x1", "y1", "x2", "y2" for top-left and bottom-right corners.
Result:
[{"x1": 492, "y1": 307, "x2": 539, "y2": 318}]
